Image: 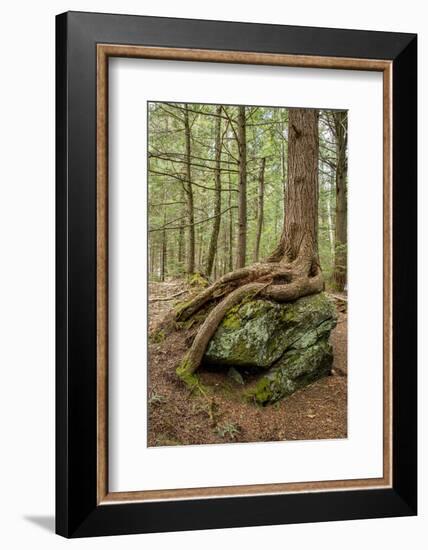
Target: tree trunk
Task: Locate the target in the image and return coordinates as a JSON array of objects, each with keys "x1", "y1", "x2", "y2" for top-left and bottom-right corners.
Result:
[
  {"x1": 333, "y1": 111, "x2": 347, "y2": 291},
  {"x1": 281, "y1": 119, "x2": 287, "y2": 218},
  {"x1": 253, "y1": 157, "x2": 265, "y2": 262},
  {"x1": 326, "y1": 162, "x2": 335, "y2": 259},
  {"x1": 160, "y1": 220, "x2": 167, "y2": 282},
  {"x1": 205, "y1": 105, "x2": 222, "y2": 277},
  {"x1": 267, "y1": 108, "x2": 319, "y2": 271},
  {"x1": 197, "y1": 225, "x2": 203, "y2": 270},
  {"x1": 222, "y1": 221, "x2": 228, "y2": 277},
  {"x1": 177, "y1": 186, "x2": 185, "y2": 271},
  {"x1": 184, "y1": 104, "x2": 195, "y2": 275},
  {"x1": 176, "y1": 108, "x2": 322, "y2": 385},
  {"x1": 228, "y1": 175, "x2": 234, "y2": 272},
  {"x1": 235, "y1": 105, "x2": 247, "y2": 269},
  {"x1": 160, "y1": 183, "x2": 168, "y2": 281}
]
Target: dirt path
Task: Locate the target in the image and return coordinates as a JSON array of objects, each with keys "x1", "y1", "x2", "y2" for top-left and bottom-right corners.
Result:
[{"x1": 148, "y1": 281, "x2": 347, "y2": 446}]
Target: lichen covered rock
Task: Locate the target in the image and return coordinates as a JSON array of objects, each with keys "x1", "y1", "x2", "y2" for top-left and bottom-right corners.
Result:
[
  {"x1": 205, "y1": 293, "x2": 336, "y2": 368},
  {"x1": 203, "y1": 292, "x2": 337, "y2": 404},
  {"x1": 244, "y1": 339, "x2": 333, "y2": 405}
]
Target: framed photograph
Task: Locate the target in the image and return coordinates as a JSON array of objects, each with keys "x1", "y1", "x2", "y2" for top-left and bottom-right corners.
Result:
[{"x1": 56, "y1": 11, "x2": 417, "y2": 538}]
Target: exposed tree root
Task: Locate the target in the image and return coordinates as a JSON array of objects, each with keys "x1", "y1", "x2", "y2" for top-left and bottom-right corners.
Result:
[
  {"x1": 175, "y1": 262, "x2": 292, "y2": 322},
  {"x1": 176, "y1": 260, "x2": 323, "y2": 387},
  {"x1": 149, "y1": 289, "x2": 188, "y2": 303}
]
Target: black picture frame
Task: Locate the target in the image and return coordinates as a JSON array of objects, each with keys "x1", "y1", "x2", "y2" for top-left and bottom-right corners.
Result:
[{"x1": 56, "y1": 10, "x2": 417, "y2": 538}]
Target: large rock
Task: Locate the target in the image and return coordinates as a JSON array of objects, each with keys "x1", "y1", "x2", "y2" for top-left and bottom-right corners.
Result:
[{"x1": 203, "y1": 292, "x2": 337, "y2": 404}]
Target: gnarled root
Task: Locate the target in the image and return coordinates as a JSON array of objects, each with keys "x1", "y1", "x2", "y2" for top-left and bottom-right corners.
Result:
[
  {"x1": 174, "y1": 262, "x2": 293, "y2": 323},
  {"x1": 176, "y1": 268, "x2": 323, "y2": 387}
]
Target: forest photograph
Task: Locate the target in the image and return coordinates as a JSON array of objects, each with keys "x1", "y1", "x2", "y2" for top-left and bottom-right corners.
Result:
[{"x1": 147, "y1": 101, "x2": 348, "y2": 447}]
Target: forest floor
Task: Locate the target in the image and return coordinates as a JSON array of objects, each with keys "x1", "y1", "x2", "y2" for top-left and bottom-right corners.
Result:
[{"x1": 148, "y1": 280, "x2": 347, "y2": 447}]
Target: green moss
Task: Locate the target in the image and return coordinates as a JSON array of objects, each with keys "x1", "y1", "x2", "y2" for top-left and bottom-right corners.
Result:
[
  {"x1": 221, "y1": 307, "x2": 241, "y2": 330},
  {"x1": 149, "y1": 329, "x2": 166, "y2": 343},
  {"x1": 244, "y1": 378, "x2": 272, "y2": 405},
  {"x1": 205, "y1": 292, "x2": 337, "y2": 370},
  {"x1": 176, "y1": 357, "x2": 208, "y2": 395},
  {"x1": 188, "y1": 272, "x2": 209, "y2": 288},
  {"x1": 173, "y1": 300, "x2": 192, "y2": 318},
  {"x1": 244, "y1": 339, "x2": 333, "y2": 405}
]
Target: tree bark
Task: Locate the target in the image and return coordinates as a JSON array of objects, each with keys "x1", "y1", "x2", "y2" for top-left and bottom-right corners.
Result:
[
  {"x1": 160, "y1": 216, "x2": 167, "y2": 282},
  {"x1": 267, "y1": 108, "x2": 319, "y2": 272},
  {"x1": 228, "y1": 174, "x2": 234, "y2": 272},
  {"x1": 326, "y1": 162, "x2": 335, "y2": 259},
  {"x1": 281, "y1": 119, "x2": 287, "y2": 218},
  {"x1": 160, "y1": 183, "x2": 168, "y2": 281},
  {"x1": 205, "y1": 105, "x2": 223, "y2": 277},
  {"x1": 333, "y1": 111, "x2": 348, "y2": 291},
  {"x1": 253, "y1": 157, "x2": 266, "y2": 262},
  {"x1": 177, "y1": 186, "x2": 185, "y2": 271},
  {"x1": 235, "y1": 106, "x2": 247, "y2": 269},
  {"x1": 197, "y1": 224, "x2": 204, "y2": 270},
  {"x1": 184, "y1": 104, "x2": 195, "y2": 275}
]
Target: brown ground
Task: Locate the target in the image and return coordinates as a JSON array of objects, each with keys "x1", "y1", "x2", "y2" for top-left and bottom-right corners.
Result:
[{"x1": 148, "y1": 280, "x2": 347, "y2": 447}]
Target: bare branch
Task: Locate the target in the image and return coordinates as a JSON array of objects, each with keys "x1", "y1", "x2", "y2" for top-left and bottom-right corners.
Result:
[{"x1": 149, "y1": 206, "x2": 238, "y2": 232}]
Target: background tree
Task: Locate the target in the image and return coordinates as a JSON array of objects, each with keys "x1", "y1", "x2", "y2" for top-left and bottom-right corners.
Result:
[
  {"x1": 332, "y1": 111, "x2": 348, "y2": 291},
  {"x1": 253, "y1": 157, "x2": 265, "y2": 262},
  {"x1": 205, "y1": 105, "x2": 223, "y2": 276},
  {"x1": 235, "y1": 105, "x2": 247, "y2": 268}
]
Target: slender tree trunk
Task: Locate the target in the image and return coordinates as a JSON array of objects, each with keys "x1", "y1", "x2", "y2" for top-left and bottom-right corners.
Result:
[
  {"x1": 184, "y1": 104, "x2": 195, "y2": 275},
  {"x1": 160, "y1": 183, "x2": 168, "y2": 281},
  {"x1": 333, "y1": 111, "x2": 348, "y2": 291},
  {"x1": 205, "y1": 105, "x2": 222, "y2": 277},
  {"x1": 326, "y1": 162, "x2": 335, "y2": 259},
  {"x1": 222, "y1": 222, "x2": 228, "y2": 276},
  {"x1": 253, "y1": 157, "x2": 266, "y2": 262},
  {"x1": 197, "y1": 225, "x2": 204, "y2": 271},
  {"x1": 235, "y1": 106, "x2": 247, "y2": 269},
  {"x1": 149, "y1": 243, "x2": 154, "y2": 278},
  {"x1": 178, "y1": 186, "x2": 185, "y2": 271},
  {"x1": 160, "y1": 218, "x2": 167, "y2": 282},
  {"x1": 228, "y1": 174, "x2": 234, "y2": 272}
]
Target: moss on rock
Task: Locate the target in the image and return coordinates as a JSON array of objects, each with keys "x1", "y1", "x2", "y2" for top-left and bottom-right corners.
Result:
[
  {"x1": 205, "y1": 292, "x2": 336, "y2": 368},
  {"x1": 244, "y1": 339, "x2": 333, "y2": 405},
  {"x1": 203, "y1": 292, "x2": 337, "y2": 405}
]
